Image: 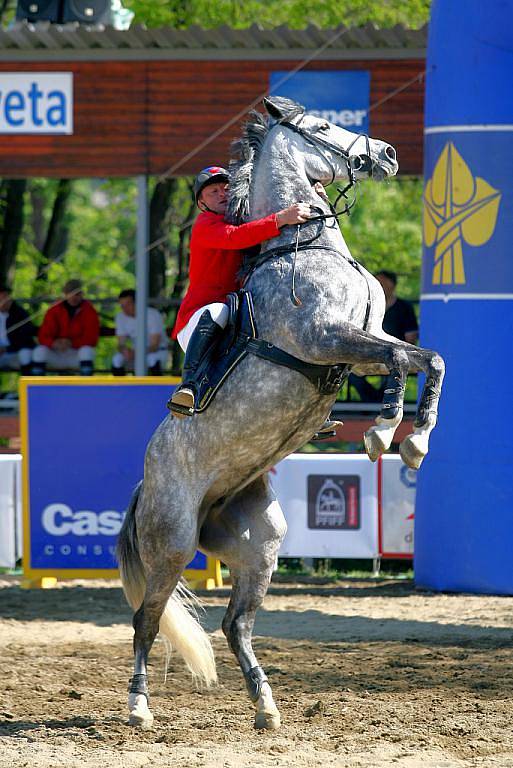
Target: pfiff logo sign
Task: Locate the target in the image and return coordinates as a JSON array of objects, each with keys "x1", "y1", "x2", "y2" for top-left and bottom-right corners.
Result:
[
  {"x1": 0, "y1": 73, "x2": 73, "y2": 134},
  {"x1": 270, "y1": 71, "x2": 370, "y2": 133}
]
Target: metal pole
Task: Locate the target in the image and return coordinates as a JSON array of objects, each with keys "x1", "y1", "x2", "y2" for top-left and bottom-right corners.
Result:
[{"x1": 135, "y1": 175, "x2": 148, "y2": 376}]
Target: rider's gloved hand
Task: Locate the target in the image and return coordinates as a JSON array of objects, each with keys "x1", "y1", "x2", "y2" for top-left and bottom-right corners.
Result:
[{"x1": 275, "y1": 203, "x2": 311, "y2": 227}]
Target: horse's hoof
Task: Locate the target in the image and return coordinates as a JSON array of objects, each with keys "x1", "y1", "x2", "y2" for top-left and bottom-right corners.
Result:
[
  {"x1": 128, "y1": 693, "x2": 154, "y2": 729},
  {"x1": 128, "y1": 711, "x2": 154, "y2": 730},
  {"x1": 399, "y1": 433, "x2": 426, "y2": 470},
  {"x1": 254, "y1": 710, "x2": 281, "y2": 730},
  {"x1": 364, "y1": 427, "x2": 387, "y2": 462}
]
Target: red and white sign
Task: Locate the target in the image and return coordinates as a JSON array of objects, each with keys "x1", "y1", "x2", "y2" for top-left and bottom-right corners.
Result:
[{"x1": 378, "y1": 456, "x2": 415, "y2": 559}]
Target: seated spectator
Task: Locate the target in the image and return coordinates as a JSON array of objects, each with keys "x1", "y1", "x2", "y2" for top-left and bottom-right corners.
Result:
[
  {"x1": 349, "y1": 270, "x2": 419, "y2": 402},
  {"x1": 111, "y1": 289, "x2": 168, "y2": 376},
  {"x1": 32, "y1": 279, "x2": 99, "y2": 376},
  {"x1": 0, "y1": 285, "x2": 36, "y2": 375}
]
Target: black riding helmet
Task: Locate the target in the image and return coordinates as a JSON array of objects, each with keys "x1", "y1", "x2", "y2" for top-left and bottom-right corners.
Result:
[{"x1": 193, "y1": 166, "x2": 229, "y2": 203}]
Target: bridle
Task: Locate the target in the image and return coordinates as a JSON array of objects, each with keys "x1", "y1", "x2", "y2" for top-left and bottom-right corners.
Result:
[{"x1": 245, "y1": 115, "x2": 378, "y2": 319}]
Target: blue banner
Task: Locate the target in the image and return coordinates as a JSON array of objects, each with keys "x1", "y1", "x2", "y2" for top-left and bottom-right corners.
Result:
[
  {"x1": 24, "y1": 381, "x2": 206, "y2": 573},
  {"x1": 422, "y1": 131, "x2": 513, "y2": 295},
  {"x1": 270, "y1": 71, "x2": 370, "y2": 134}
]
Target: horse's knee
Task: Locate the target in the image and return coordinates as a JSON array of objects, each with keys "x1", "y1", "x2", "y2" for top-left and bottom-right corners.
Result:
[
  {"x1": 428, "y1": 351, "x2": 445, "y2": 380},
  {"x1": 387, "y1": 346, "x2": 409, "y2": 373}
]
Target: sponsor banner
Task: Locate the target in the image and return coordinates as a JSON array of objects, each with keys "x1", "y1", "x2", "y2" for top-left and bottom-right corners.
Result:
[
  {"x1": 379, "y1": 456, "x2": 415, "y2": 558},
  {"x1": 272, "y1": 454, "x2": 378, "y2": 558},
  {"x1": 0, "y1": 73, "x2": 73, "y2": 134},
  {"x1": 20, "y1": 379, "x2": 213, "y2": 579},
  {"x1": 270, "y1": 71, "x2": 370, "y2": 133},
  {"x1": 422, "y1": 132, "x2": 513, "y2": 295}
]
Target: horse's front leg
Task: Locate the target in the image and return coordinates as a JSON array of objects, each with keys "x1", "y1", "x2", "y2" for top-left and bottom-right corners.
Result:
[
  {"x1": 200, "y1": 474, "x2": 286, "y2": 730},
  {"x1": 304, "y1": 323, "x2": 412, "y2": 461},
  {"x1": 304, "y1": 323, "x2": 445, "y2": 467}
]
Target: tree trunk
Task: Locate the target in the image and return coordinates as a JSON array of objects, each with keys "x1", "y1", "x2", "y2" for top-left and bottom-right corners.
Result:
[
  {"x1": 33, "y1": 179, "x2": 72, "y2": 293},
  {"x1": 148, "y1": 178, "x2": 176, "y2": 298},
  {"x1": 0, "y1": 179, "x2": 27, "y2": 287},
  {"x1": 169, "y1": 182, "x2": 195, "y2": 374}
]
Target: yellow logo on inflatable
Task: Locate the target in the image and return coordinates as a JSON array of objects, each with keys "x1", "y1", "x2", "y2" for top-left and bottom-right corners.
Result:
[{"x1": 424, "y1": 142, "x2": 501, "y2": 285}]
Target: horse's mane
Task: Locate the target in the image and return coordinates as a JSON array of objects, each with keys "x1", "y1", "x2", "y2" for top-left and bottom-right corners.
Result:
[{"x1": 226, "y1": 110, "x2": 270, "y2": 225}]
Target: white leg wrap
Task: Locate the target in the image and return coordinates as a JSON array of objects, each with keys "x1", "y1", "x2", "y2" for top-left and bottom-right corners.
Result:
[
  {"x1": 364, "y1": 410, "x2": 403, "y2": 462},
  {"x1": 254, "y1": 681, "x2": 281, "y2": 730},
  {"x1": 128, "y1": 692, "x2": 154, "y2": 729}
]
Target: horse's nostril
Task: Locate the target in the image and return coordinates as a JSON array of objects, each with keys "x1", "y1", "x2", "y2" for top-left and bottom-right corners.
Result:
[{"x1": 385, "y1": 145, "x2": 396, "y2": 161}]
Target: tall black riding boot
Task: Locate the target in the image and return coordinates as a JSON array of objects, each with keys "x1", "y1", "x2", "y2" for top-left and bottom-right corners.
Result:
[{"x1": 167, "y1": 311, "x2": 223, "y2": 418}]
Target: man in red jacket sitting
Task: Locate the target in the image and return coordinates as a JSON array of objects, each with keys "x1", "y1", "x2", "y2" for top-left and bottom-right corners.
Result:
[
  {"x1": 32, "y1": 278, "x2": 100, "y2": 375},
  {"x1": 168, "y1": 166, "x2": 312, "y2": 418}
]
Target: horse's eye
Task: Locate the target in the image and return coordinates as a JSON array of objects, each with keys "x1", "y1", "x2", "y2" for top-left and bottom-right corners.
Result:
[{"x1": 317, "y1": 123, "x2": 330, "y2": 132}]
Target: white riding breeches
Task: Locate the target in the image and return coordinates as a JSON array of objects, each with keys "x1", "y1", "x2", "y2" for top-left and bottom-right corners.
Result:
[
  {"x1": 32, "y1": 344, "x2": 95, "y2": 369},
  {"x1": 112, "y1": 349, "x2": 168, "y2": 370},
  {"x1": 177, "y1": 302, "x2": 229, "y2": 353}
]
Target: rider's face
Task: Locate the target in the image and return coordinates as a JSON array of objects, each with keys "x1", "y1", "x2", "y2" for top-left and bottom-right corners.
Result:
[{"x1": 198, "y1": 182, "x2": 228, "y2": 215}]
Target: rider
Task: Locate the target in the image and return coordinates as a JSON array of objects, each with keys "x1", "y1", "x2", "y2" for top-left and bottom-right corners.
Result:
[
  {"x1": 168, "y1": 165, "x2": 342, "y2": 438},
  {"x1": 168, "y1": 165, "x2": 310, "y2": 416}
]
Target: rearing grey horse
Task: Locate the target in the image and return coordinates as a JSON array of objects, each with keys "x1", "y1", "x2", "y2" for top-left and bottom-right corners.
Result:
[{"x1": 117, "y1": 96, "x2": 444, "y2": 731}]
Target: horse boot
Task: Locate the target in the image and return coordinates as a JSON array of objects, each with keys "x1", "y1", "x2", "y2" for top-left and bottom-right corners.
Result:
[
  {"x1": 167, "y1": 311, "x2": 223, "y2": 418},
  {"x1": 311, "y1": 418, "x2": 344, "y2": 441}
]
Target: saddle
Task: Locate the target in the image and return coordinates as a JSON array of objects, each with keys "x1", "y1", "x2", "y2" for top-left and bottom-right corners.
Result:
[{"x1": 193, "y1": 290, "x2": 349, "y2": 414}]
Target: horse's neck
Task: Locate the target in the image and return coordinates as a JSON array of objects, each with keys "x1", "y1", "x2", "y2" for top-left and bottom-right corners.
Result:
[{"x1": 250, "y1": 142, "x2": 352, "y2": 259}]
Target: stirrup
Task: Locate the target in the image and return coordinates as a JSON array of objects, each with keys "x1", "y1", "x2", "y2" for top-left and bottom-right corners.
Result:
[
  {"x1": 311, "y1": 418, "x2": 343, "y2": 441},
  {"x1": 167, "y1": 387, "x2": 195, "y2": 418}
]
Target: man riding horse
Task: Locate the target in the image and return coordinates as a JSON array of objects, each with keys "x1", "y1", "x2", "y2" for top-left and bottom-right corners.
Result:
[{"x1": 168, "y1": 165, "x2": 340, "y2": 437}]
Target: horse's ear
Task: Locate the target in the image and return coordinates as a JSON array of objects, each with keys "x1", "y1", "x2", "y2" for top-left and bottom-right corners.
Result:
[{"x1": 263, "y1": 96, "x2": 305, "y2": 122}]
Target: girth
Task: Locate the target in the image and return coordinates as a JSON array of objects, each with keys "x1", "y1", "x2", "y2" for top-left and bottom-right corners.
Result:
[{"x1": 246, "y1": 338, "x2": 348, "y2": 396}]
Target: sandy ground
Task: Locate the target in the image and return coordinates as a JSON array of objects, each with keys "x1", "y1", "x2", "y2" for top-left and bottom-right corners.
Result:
[{"x1": 0, "y1": 577, "x2": 512, "y2": 768}]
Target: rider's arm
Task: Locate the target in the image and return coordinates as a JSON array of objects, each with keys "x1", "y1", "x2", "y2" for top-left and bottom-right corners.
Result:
[{"x1": 193, "y1": 212, "x2": 281, "y2": 250}]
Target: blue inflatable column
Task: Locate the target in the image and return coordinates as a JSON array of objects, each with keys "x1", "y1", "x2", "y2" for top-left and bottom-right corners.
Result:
[{"x1": 415, "y1": 0, "x2": 513, "y2": 594}]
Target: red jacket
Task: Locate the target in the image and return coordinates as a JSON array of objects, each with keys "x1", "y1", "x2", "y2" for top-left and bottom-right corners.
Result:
[
  {"x1": 38, "y1": 300, "x2": 100, "y2": 349},
  {"x1": 172, "y1": 211, "x2": 280, "y2": 338}
]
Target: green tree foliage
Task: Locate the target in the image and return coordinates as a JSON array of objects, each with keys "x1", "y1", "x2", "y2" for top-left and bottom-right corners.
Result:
[
  {"x1": 338, "y1": 177, "x2": 423, "y2": 300},
  {"x1": 1, "y1": 0, "x2": 427, "y2": 374},
  {"x1": 124, "y1": 0, "x2": 430, "y2": 29}
]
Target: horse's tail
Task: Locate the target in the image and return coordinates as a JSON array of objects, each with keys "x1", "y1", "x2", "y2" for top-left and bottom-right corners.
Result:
[{"x1": 116, "y1": 482, "x2": 217, "y2": 687}]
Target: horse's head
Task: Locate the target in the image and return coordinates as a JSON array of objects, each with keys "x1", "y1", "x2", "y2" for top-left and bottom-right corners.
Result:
[{"x1": 263, "y1": 96, "x2": 398, "y2": 185}]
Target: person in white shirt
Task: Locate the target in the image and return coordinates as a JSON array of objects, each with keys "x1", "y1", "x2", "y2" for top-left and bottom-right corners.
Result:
[{"x1": 111, "y1": 289, "x2": 168, "y2": 375}]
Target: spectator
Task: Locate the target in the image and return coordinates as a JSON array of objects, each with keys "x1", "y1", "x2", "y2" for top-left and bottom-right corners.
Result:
[
  {"x1": 0, "y1": 285, "x2": 36, "y2": 375},
  {"x1": 349, "y1": 270, "x2": 419, "y2": 402},
  {"x1": 111, "y1": 289, "x2": 168, "y2": 376},
  {"x1": 376, "y1": 270, "x2": 418, "y2": 345},
  {"x1": 32, "y1": 279, "x2": 99, "y2": 375}
]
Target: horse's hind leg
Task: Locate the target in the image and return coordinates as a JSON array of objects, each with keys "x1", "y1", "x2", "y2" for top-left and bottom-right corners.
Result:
[
  {"x1": 200, "y1": 474, "x2": 286, "y2": 730},
  {"x1": 128, "y1": 571, "x2": 176, "y2": 728}
]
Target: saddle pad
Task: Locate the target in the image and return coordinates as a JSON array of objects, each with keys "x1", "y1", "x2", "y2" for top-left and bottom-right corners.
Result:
[{"x1": 194, "y1": 291, "x2": 257, "y2": 413}]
